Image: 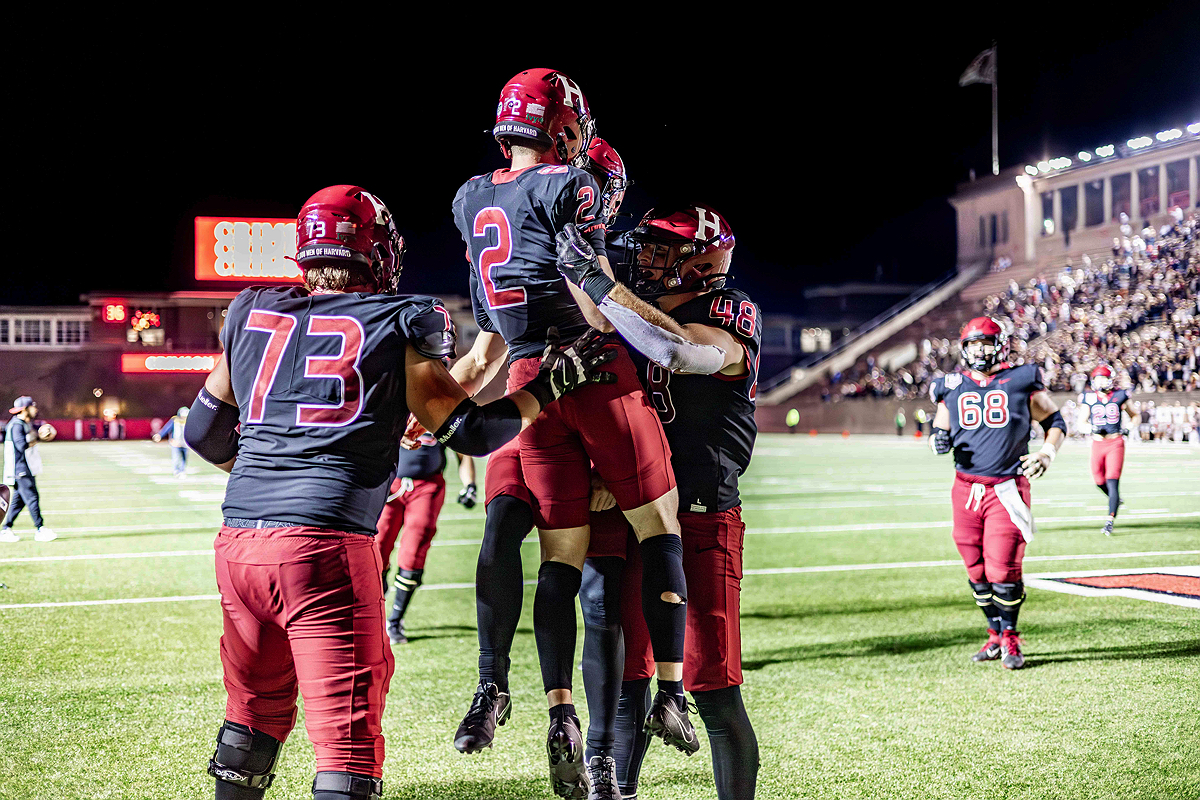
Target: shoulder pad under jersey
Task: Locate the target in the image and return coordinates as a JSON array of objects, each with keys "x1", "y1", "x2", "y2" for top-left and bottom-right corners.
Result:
[{"x1": 397, "y1": 296, "x2": 457, "y2": 360}]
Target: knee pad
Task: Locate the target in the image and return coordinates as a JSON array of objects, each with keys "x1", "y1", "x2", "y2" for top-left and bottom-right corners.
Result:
[
  {"x1": 208, "y1": 721, "x2": 283, "y2": 792},
  {"x1": 968, "y1": 580, "x2": 994, "y2": 607},
  {"x1": 312, "y1": 771, "x2": 383, "y2": 800},
  {"x1": 991, "y1": 581, "x2": 1025, "y2": 609}
]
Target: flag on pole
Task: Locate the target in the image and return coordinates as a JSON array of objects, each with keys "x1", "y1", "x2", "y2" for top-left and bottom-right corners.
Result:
[{"x1": 959, "y1": 48, "x2": 996, "y2": 86}]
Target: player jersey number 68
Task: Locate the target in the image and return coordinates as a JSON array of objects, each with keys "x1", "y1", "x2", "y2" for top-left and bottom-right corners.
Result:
[{"x1": 957, "y1": 390, "x2": 1010, "y2": 430}]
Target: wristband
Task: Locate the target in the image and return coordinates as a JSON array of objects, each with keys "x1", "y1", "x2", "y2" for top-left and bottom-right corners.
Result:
[
  {"x1": 580, "y1": 271, "x2": 617, "y2": 306},
  {"x1": 1038, "y1": 441, "x2": 1057, "y2": 462}
]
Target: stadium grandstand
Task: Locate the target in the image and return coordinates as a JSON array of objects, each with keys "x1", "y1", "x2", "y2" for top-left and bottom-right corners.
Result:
[{"x1": 756, "y1": 125, "x2": 1200, "y2": 435}]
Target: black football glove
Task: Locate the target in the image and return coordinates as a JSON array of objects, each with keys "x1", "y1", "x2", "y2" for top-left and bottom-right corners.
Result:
[
  {"x1": 457, "y1": 483, "x2": 478, "y2": 509},
  {"x1": 523, "y1": 326, "x2": 618, "y2": 406},
  {"x1": 931, "y1": 427, "x2": 953, "y2": 455},
  {"x1": 555, "y1": 223, "x2": 616, "y2": 305}
]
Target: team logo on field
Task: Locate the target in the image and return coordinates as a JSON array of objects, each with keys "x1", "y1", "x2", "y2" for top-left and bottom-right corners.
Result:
[{"x1": 1026, "y1": 566, "x2": 1200, "y2": 609}]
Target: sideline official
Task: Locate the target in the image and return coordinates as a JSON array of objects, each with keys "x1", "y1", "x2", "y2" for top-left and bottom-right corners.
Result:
[{"x1": 1, "y1": 396, "x2": 56, "y2": 542}]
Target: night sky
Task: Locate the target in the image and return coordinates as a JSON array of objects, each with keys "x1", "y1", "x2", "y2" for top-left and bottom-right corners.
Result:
[{"x1": 7, "y1": 14, "x2": 1198, "y2": 314}]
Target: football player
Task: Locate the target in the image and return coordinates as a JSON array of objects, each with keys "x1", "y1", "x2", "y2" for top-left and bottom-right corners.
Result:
[
  {"x1": 450, "y1": 70, "x2": 693, "y2": 797},
  {"x1": 377, "y1": 433, "x2": 476, "y2": 645},
  {"x1": 185, "y1": 185, "x2": 612, "y2": 800},
  {"x1": 557, "y1": 205, "x2": 761, "y2": 800},
  {"x1": 1078, "y1": 365, "x2": 1131, "y2": 535},
  {"x1": 929, "y1": 318, "x2": 1067, "y2": 670}
]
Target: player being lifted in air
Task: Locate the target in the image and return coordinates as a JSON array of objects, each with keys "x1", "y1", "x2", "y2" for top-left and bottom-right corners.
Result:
[
  {"x1": 1078, "y1": 365, "x2": 1131, "y2": 536},
  {"x1": 185, "y1": 185, "x2": 612, "y2": 800},
  {"x1": 450, "y1": 69, "x2": 693, "y2": 798},
  {"x1": 557, "y1": 204, "x2": 762, "y2": 800},
  {"x1": 929, "y1": 317, "x2": 1067, "y2": 670}
]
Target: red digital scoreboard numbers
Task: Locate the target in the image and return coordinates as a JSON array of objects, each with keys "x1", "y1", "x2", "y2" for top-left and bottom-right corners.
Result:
[
  {"x1": 121, "y1": 354, "x2": 220, "y2": 374},
  {"x1": 195, "y1": 217, "x2": 300, "y2": 282}
]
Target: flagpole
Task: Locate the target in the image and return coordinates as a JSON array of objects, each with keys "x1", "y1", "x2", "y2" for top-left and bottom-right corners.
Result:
[{"x1": 991, "y1": 41, "x2": 999, "y2": 176}]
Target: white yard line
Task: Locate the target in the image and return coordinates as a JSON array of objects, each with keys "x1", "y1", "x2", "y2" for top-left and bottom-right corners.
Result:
[
  {"x1": 745, "y1": 510, "x2": 1199, "y2": 535},
  {"x1": 744, "y1": 550, "x2": 1200, "y2": 576}
]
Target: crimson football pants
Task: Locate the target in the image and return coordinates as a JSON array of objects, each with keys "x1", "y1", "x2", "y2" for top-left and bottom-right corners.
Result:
[
  {"x1": 375, "y1": 473, "x2": 446, "y2": 572},
  {"x1": 507, "y1": 348, "x2": 675, "y2": 531},
  {"x1": 621, "y1": 508, "x2": 746, "y2": 691},
  {"x1": 1090, "y1": 437, "x2": 1125, "y2": 485},
  {"x1": 214, "y1": 526, "x2": 395, "y2": 778},
  {"x1": 951, "y1": 473, "x2": 1030, "y2": 584}
]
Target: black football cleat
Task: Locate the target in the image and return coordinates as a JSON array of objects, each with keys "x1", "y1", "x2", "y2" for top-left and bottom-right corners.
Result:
[
  {"x1": 547, "y1": 708, "x2": 589, "y2": 799},
  {"x1": 1102, "y1": 518, "x2": 1114, "y2": 536},
  {"x1": 386, "y1": 618, "x2": 407, "y2": 646},
  {"x1": 586, "y1": 755, "x2": 620, "y2": 800},
  {"x1": 971, "y1": 629, "x2": 1002, "y2": 662},
  {"x1": 1000, "y1": 630, "x2": 1026, "y2": 670},
  {"x1": 643, "y1": 691, "x2": 700, "y2": 755},
  {"x1": 454, "y1": 682, "x2": 511, "y2": 754}
]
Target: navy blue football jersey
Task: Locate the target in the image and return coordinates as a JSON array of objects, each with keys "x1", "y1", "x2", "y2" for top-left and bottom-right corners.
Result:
[
  {"x1": 628, "y1": 288, "x2": 762, "y2": 513},
  {"x1": 395, "y1": 433, "x2": 446, "y2": 480},
  {"x1": 452, "y1": 165, "x2": 607, "y2": 362},
  {"x1": 219, "y1": 286, "x2": 454, "y2": 535},
  {"x1": 1079, "y1": 389, "x2": 1129, "y2": 435},
  {"x1": 930, "y1": 363, "x2": 1045, "y2": 478}
]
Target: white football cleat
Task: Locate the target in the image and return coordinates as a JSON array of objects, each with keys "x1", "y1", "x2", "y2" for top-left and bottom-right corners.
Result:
[
  {"x1": 34, "y1": 527, "x2": 57, "y2": 542},
  {"x1": 0, "y1": 530, "x2": 19, "y2": 543}
]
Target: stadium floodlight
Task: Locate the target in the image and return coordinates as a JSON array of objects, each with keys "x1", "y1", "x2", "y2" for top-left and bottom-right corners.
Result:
[
  {"x1": 1025, "y1": 165, "x2": 1039, "y2": 176},
  {"x1": 1155, "y1": 129, "x2": 1182, "y2": 142},
  {"x1": 1127, "y1": 136, "x2": 1153, "y2": 149},
  {"x1": 1077, "y1": 151, "x2": 1092, "y2": 162},
  {"x1": 1096, "y1": 145, "x2": 1115, "y2": 157},
  {"x1": 1048, "y1": 157, "x2": 1072, "y2": 170},
  {"x1": 1037, "y1": 161, "x2": 1051, "y2": 172},
  {"x1": 1188, "y1": 122, "x2": 1200, "y2": 135}
]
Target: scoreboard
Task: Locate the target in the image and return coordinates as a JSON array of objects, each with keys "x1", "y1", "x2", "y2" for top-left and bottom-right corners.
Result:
[{"x1": 195, "y1": 217, "x2": 300, "y2": 282}]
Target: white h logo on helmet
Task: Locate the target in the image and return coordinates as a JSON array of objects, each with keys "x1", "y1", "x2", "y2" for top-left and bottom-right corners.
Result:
[
  {"x1": 696, "y1": 207, "x2": 721, "y2": 242},
  {"x1": 556, "y1": 74, "x2": 584, "y2": 112}
]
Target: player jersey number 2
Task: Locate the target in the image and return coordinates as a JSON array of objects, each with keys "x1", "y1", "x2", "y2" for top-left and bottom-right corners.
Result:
[
  {"x1": 473, "y1": 207, "x2": 527, "y2": 309},
  {"x1": 957, "y1": 390, "x2": 1010, "y2": 430},
  {"x1": 245, "y1": 310, "x2": 364, "y2": 428}
]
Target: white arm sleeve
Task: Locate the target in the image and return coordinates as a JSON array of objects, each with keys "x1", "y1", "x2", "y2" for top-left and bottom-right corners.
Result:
[{"x1": 598, "y1": 297, "x2": 727, "y2": 375}]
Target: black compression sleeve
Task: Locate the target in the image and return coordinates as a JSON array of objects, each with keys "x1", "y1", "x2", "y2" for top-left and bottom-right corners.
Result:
[
  {"x1": 185, "y1": 388, "x2": 241, "y2": 464},
  {"x1": 1043, "y1": 410, "x2": 1067, "y2": 434},
  {"x1": 433, "y1": 397, "x2": 524, "y2": 457}
]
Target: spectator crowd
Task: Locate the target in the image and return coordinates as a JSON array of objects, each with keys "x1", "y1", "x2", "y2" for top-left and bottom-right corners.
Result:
[{"x1": 820, "y1": 210, "x2": 1200, "y2": 402}]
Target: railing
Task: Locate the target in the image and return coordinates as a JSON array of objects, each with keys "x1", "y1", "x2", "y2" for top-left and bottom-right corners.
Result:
[{"x1": 758, "y1": 265, "x2": 979, "y2": 397}]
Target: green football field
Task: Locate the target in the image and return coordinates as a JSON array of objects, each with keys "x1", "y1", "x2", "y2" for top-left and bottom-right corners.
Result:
[{"x1": 1, "y1": 436, "x2": 1197, "y2": 800}]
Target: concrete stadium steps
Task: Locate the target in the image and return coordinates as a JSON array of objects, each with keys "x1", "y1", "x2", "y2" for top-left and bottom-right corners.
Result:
[{"x1": 959, "y1": 261, "x2": 1043, "y2": 303}]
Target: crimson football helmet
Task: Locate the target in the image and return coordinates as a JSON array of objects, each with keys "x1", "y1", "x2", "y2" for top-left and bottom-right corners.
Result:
[
  {"x1": 296, "y1": 185, "x2": 405, "y2": 294},
  {"x1": 582, "y1": 137, "x2": 628, "y2": 230},
  {"x1": 1091, "y1": 364, "x2": 1114, "y2": 392},
  {"x1": 629, "y1": 205, "x2": 735, "y2": 298},
  {"x1": 959, "y1": 317, "x2": 1009, "y2": 373},
  {"x1": 493, "y1": 68, "x2": 595, "y2": 168}
]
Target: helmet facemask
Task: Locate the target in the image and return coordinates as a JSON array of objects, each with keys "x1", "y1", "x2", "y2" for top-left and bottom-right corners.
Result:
[
  {"x1": 961, "y1": 336, "x2": 1004, "y2": 373},
  {"x1": 359, "y1": 192, "x2": 406, "y2": 295},
  {"x1": 556, "y1": 115, "x2": 595, "y2": 168},
  {"x1": 630, "y1": 235, "x2": 728, "y2": 299},
  {"x1": 1091, "y1": 373, "x2": 1112, "y2": 392}
]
